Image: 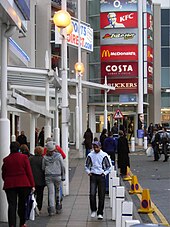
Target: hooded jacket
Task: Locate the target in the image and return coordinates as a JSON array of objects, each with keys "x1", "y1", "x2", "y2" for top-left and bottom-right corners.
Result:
[{"x1": 42, "y1": 152, "x2": 65, "y2": 180}]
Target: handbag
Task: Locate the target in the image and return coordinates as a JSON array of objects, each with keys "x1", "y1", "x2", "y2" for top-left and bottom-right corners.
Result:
[
  {"x1": 146, "y1": 146, "x2": 154, "y2": 157},
  {"x1": 25, "y1": 193, "x2": 37, "y2": 220}
]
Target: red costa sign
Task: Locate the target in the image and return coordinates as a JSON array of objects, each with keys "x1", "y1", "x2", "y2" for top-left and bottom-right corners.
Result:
[
  {"x1": 101, "y1": 62, "x2": 138, "y2": 77},
  {"x1": 101, "y1": 78, "x2": 138, "y2": 94},
  {"x1": 101, "y1": 45, "x2": 138, "y2": 61},
  {"x1": 100, "y1": 12, "x2": 138, "y2": 29},
  {"x1": 147, "y1": 45, "x2": 153, "y2": 62}
]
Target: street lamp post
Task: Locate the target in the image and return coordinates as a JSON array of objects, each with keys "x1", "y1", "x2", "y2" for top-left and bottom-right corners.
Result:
[{"x1": 53, "y1": 4, "x2": 72, "y2": 196}]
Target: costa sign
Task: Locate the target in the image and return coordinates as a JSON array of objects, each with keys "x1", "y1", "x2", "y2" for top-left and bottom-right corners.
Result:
[
  {"x1": 101, "y1": 45, "x2": 138, "y2": 61},
  {"x1": 100, "y1": 0, "x2": 138, "y2": 12},
  {"x1": 100, "y1": 28, "x2": 138, "y2": 45},
  {"x1": 100, "y1": 12, "x2": 138, "y2": 29},
  {"x1": 101, "y1": 62, "x2": 138, "y2": 77},
  {"x1": 101, "y1": 78, "x2": 138, "y2": 94}
]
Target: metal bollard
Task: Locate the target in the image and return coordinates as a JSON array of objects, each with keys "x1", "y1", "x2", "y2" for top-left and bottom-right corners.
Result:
[
  {"x1": 131, "y1": 137, "x2": 135, "y2": 152},
  {"x1": 111, "y1": 177, "x2": 120, "y2": 220},
  {"x1": 116, "y1": 186, "x2": 125, "y2": 227},
  {"x1": 144, "y1": 136, "x2": 148, "y2": 150},
  {"x1": 125, "y1": 220, "x2": 140, "y2": 227},
  {"x1": 121, "y1": 201, "x2": 133, "y2": 227}
]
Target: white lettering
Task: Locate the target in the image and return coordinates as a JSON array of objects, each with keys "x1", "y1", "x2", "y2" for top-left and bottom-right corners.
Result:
[{"x1": 120, "y1": 13, "x2": 134, "y2": 22}]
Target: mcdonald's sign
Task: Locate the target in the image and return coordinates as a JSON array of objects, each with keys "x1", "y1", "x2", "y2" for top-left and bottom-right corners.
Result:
[{"x1": 101, "y1": 45, "x2": 138, "y2": 61}]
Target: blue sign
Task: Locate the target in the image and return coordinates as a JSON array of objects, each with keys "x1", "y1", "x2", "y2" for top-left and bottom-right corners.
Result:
[
  {"x1": 137, "y1": 129, "x2": 144, "y2": 138},
  {"x1": 100, "y1": 0, "x2": 138, "y2": 13}
]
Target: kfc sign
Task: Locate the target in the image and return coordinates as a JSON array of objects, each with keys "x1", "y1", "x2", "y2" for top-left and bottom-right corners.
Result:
[
  {"x1": 101, "y1": 62, "x2": 138, "y2": 77},
  {"x1": 100, "y1": 12, "x2": 138, "y2": 29},
  {"x1": 101, "y1": 45, "x2": 138, "y2": 61},
  {"x1": 101, "y1": 78, "x2": 138, "y2": 94}
]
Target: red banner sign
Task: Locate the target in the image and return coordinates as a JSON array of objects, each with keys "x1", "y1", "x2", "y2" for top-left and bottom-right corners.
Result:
[
  {"x1": 101, "y1": 45, "x2": 138, "y2": 61},
  {"x1": 147, "y1": 62, "x2": 153, "y2": 78},
  {"x1": 101, "y1": 62, "x2": 138, "y2": 77},
  {"x1": 101, "y1": 78, "x2": 138, "y2": 94},
  {"x1": 147, "y1": 45, "x2": 153, "y2": 63},
  {"x1": 147, "y1": 13, "x2": 153, "y2": 31},
  {"x1": 100, "y1": 12, "x2": 138, "y2": 29},
  {"x1": 148, "y1": 78, "x2": 153, "y2": 94}
]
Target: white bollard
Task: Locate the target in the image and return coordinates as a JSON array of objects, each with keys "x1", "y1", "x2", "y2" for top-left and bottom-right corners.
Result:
[
  {"x1": 131, "y1": 137, "x2": 135, "y2": 152},
  {"x1": 116, "y1": 186, "x2": 125, "y2": 227},
  {"x1": 109, "y1": 169, "x2": 117, "y2": 198},
  {"x1": 144, "y1": 136, "x2": 148, "y2": 150},
  {"x1": 111, "y1": 177, "x2": 120, "y2": 220},
  {"x1": 121, "y1": 201, "x2": 133, "y2": 227},
  {"x1": 125, "y1": 220, "x2": 140, "y2": 227}
]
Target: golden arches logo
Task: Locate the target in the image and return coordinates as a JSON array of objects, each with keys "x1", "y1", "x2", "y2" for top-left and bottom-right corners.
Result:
[{"x1": 102, "y1": 50, "x2": 111, "y2": 58}]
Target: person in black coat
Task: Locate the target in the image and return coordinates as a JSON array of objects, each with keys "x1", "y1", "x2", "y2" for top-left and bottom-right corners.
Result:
[
  {"x1": 38, "y1": 127, "x2": 45, "y2": 147},
  {"x1": 117, "y1": 130, "x2": 130, "y2": 176},
  {"x1": 29, "y1": 146, "x2": 46, "y2": 213},
  {"x1": 16, "y1": 131, "x2": 28, "y2": 145},
  {"x1": 83, "y1": 128, "x2": 93, "y2": 157},
  {"x1": 100, "y1": 129, "x2": 107, "y2": 151}
]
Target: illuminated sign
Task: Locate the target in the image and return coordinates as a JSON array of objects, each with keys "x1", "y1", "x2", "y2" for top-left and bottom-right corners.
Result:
[
  {"x1": 100, "y1": 28, "x2": 138, "y2": 45},
  {"x1": 101, "y1": 45, "x2": 138, "y2": 61},
  {"x1": 101, "y1": 77, "x2": 138, "y2": 94},
  {"x1": 101, "y1": 62, "x2": 138, "y2": 77},
  {"x1": 100, "y1": 12, "x2": 138, "y2": 29},
  {"x1": 14, "y1": 0, "x2": 30, "y2": 20},
  {"x1": 100, "y1": 0, "x2": 138, "y2": 12},
  {"x1": 67, "y1": 19, "x2": 93, "y2": 52}
]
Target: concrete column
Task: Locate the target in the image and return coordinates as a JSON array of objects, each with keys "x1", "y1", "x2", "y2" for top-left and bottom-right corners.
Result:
[{"x1": 30, "y1": 114, "x2": 36, "y2": 154}]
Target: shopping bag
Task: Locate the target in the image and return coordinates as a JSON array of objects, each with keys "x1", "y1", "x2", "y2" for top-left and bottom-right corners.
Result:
[
  {"x1": 146, "y1": 146, "x2": 154, "y2": 157},
  {"x1": 29, "y1": 194, "x2": 37, "y2": 220},
  {"x1": 25, "y1": 193, "x2": 34, "y2": 220}
]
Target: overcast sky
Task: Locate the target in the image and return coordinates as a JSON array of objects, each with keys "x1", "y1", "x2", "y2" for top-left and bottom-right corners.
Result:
[{"x1": 152, "y1": 0, "x2": 170, "y2": 7}]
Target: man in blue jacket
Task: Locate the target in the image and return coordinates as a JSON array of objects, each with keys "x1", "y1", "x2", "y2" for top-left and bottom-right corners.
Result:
[{"x1": 85, "y1": 141, "x2": 111, "y2": 220}]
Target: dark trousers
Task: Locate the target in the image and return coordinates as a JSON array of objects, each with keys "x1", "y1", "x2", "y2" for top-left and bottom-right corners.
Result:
[
  {"x1": 5, "y1": 187, "x2": 31, "y2": 227},
  {"x1": 35, "y1": 186, "x2": 45, "y2": 211},
  {"x1": 89, "y1": 174, "x2": 106, "y2": 215},
  {"x1": 153, "y1": 145, "x2": 160, "y2": 161},
  {"x1": 162, "y1": 143, "x2": 168, "y2": 160}
]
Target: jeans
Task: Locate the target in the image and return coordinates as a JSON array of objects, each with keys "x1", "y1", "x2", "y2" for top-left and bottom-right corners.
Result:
[
  {"x1": 5, "y1": 187, "x2": 31, "y2": 227},
  {"x1": 89, "y1": 174, "x2": 106, "y2": 215},
  {"x1": 45, "y1": 175, "x2": 61, "y2": 214}
]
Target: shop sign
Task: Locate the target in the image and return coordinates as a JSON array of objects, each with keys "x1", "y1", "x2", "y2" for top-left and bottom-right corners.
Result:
[
  {"x1": 147, "y1": 45, "x2": 153, "y2": 63},
  {"x1": 101, "y1": 77, "x2": 138, "y2": 94},
  {"x1": 100, "y1": 0, "x2": 138, "y2": 12},
  {"x1": 148, "y1": 78, "x2": 153, "y2": 93},
  {"x1": 101, "y1": 62, "x2": 138, "y2": 77},
  {"x1": 101, "y1": 45, "x2": 138, "y2": 61},
  {"x1": 147, "y1": 13, "x2": 153, "y2": 31},
  {"x1": 147, "y1": 62, "x2": 153, "y2": 77},
  {"x1": 100, "y1": 12, "x2": 138, "y2": 29},
  {"x1": 100, "y1": 28, "x2": 138, "y2": 45},
  {"x1": 67, "y1": 19, "x2": 93, "y2": 52}
]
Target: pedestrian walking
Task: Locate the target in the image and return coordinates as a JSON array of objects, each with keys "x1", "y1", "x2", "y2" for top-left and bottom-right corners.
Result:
[
  {"x1": 29, "y1": 146, "x2": 46, "y2": 214},
  {"x1": 117, "y1": 130, "x2": 130, "y2": 176},
  {"x1": 16, "y1": 131, "x2": 28, "y2": 146},
  {"x1": 103, "y1": 131, "x2": 116, "y2": 163},
  {"x1": 20, "y1": 144, "x2": 32, "y2": 157},
  {"x1": 83, "y1": 128, "x2": 93, "y2": 157},
  {"x1": 161, "y1": 127, "x2": 169, "y2": 162},
  {"x1": 42, "y1": 141, "x2": 65, "y2": 216},
  {"x1": 151, "y1": 128, "x2": 161, "y2": 161},
  {"x1": 85, "y1": 141, "x2": 111, "y2": 220},
  {"x1": 100, "y1": 128, "x2": 107, "y2": 151},
  {"x1": 1, "y1": 142, "x2": 35, "y2": 227},
  {"x1": 38, "y1": 127, "x2": 45, "y2": 147}
]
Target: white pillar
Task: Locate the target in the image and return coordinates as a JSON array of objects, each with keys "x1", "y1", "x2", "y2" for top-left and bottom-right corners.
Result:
[
  {"x1": 89, "y1": 106, "x2": 96, "y2": 134},
  {"x1": 111, "y1": 177, "x2": 120, "y2": 220},
  {"x1": 125, "y1": 220, "x2": 140, "y2": 227},
  {"x1": 78, "y1": 75, "x2": 83, "y2": 158},
  {"x1": 138, "y1": 0, "x2": 144, "y2": 146},
  {"x1": 121, "y1": 201, "x2": 133, "y2": 227},
  {"x1": 61, "y1": 0, "x2": 69, "y2": 195},
  {"x1": 131, "y1": 137, "x2": 135, "y2": 152},
  {"x1": 45, "y1": 76, "x2": 51, "y2": 141},
  {"x1": 116, "y1": 186, "x2": 125, "y2": 227},
  {"x1": 54, "y1": 87, "x2": 60, "y2": 145},
  {"x1": 0, "y1": 23, "x2": 10, "y2": 222},
  {"x1": 11, "y1": 113, "x2": 16, "y2": 141},
  {"x1": 104, "y1": 76, "x2": 108, "y2": 130},
  {"x1": 30, "y1": 114, "x2": 36, "y2": 154},
  {"x1": 144, "y1": 136, "x2": 148, "y2": 149}
]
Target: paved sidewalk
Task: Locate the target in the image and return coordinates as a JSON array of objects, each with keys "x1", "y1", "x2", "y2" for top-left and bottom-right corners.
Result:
[{"x1": 0, "y1": 147, "x2": 116, "y2": 227}]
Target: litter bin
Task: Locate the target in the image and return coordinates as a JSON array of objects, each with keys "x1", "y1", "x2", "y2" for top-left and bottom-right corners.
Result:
[{"x1": 132, "y1": 224, "x2": 165, "y2": 227}]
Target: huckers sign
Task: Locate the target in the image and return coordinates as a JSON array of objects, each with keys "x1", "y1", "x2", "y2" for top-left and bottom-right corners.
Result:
[
  {"x1": 100, "y1": 28, "x2": 138, "y2": 45},
  {"x1": 67, "y1": 18, "x2": 93, "y2": 52},
  {"x1": 101, "y1": 45, "x2": 138, "y2": 61},
  {"x1": 101, "y1": 62, "x2": 138, "y2": 77}
]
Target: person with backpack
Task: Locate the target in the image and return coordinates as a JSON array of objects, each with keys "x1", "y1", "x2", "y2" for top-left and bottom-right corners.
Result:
[{"x1": 161, "y1": 127, "x2": 169, "y2": 162}]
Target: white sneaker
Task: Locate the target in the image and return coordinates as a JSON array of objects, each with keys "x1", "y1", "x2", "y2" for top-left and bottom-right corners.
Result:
[
  {"x1": 97, "y1": 214, "x2": 103, "y2": 220},
  {"x1": 91, "y1": 211, "x2": 96, "y2": 218}
]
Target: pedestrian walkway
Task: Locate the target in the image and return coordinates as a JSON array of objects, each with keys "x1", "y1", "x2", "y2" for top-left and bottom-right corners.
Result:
[{"x1": 0, "y1": 147, "x2": 116, "y2": 227}]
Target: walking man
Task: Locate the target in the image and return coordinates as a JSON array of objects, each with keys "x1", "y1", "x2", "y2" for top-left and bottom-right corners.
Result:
[{"x1": 85, "y1": 141, "x2": 111, "y2": 220}]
